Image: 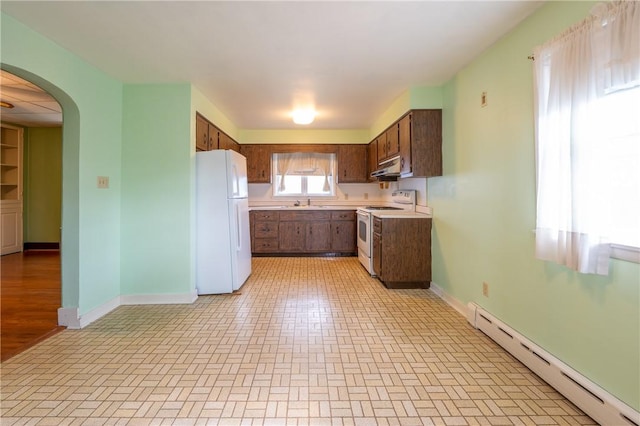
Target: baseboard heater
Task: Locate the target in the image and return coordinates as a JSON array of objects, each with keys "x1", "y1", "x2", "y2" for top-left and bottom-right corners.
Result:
[{"x1": 466, "y1": 302, "x2": 639, "y2": 426}]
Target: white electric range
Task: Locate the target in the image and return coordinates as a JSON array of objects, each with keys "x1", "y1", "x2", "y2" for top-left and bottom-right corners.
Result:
[{"x1": 356, "y1": 190, "x2": 419, "y2": 275}]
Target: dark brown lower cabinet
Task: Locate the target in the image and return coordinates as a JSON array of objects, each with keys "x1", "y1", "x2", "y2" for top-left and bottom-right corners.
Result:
[
  {"x1": 372, "y1": 232, "x2": 382, "y2": 276},
  {"x1": 278, "y1": 221, "x2": 306, "y2": 252},
  {"x1": 331, "y1": 216, "x2": 357, "y2": 253},
  {"x1": 251, "y1": 211, "x2": 279, "y2": 254},
  {"x1": 372, "y1": 216, "x2": 431, "y2": 289},
  {"x1": 250, "y1": 209, "x2": 356, "y2": 256},
  {"x1": 306, "y1": 222, "x2": 332, "y2": 251}
]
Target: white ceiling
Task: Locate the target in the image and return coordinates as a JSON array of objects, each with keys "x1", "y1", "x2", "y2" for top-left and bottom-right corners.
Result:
[{"x1": 0, "y1": 1, "x2": 543, "y2": 130}]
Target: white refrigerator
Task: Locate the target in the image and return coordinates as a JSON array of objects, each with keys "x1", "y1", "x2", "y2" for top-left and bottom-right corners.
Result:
[{"x1": 196, "y1": 150, "x2": 251, "y2": 294}]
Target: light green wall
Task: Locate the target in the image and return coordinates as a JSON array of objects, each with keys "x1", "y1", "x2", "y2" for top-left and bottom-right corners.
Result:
[
  {"x1": 120, "y1": 84, "x2": 194, "y2": 296},
  {"x1": 370, "y1": 87, "x2": 443, "y2": 138},
  {"x1": 192, "y1": 86, "x2": 238, "y2": 140},
  {"x1": 370, "y1": 90, "x2": 411, "y2": 138},
  {"x1": 23, "y1": 127, "x2": 62, "y2": 243},
  {"x1": 409, "y1": 86, "x2": 443, "y2": 110},
  {"x1": 2, "y1": 13, "x2": 123, "y2": 316},
  {"x1": 430, "y1": 0, "x2": 639, "y2": 410},
  {"x1": 238, "y1": 129, "x2": 369, "y2": 144}
]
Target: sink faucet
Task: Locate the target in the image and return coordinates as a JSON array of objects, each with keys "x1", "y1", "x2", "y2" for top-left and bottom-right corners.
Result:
[{"x1": 294, "y1": 200, "x2": 301, "y2": 206}]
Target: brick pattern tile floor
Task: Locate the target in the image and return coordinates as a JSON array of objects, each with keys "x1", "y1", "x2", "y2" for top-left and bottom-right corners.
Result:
[{"x1": 0, "y1": 257, "x2": 596, "y2": 425}]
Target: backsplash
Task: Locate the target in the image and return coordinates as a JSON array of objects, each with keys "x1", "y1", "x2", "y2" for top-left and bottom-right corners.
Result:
[
  {"x1": 248, "y1": 182, "x2": 387, "y2": 206},
  {"x1": 248, "y1": 177, "x2": 429, "y2": 209}
]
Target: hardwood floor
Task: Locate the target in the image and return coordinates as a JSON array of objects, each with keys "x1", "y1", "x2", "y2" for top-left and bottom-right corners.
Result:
[{"x1": 1, "y1": 251, "x2": 64, "y2": 362}]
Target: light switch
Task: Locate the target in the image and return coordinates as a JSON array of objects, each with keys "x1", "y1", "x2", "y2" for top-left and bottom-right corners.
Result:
[{"x1": 97, "y1": 176, "x2": 109, "y2": 189}]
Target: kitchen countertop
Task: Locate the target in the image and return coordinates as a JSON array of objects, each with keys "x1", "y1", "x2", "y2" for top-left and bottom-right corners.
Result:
[
  {"x1": 371, "y1": 211, "x2": 432, "y2": 218},
  {"x1": 249, "y1": 205, "x2": 357, "y2": 211},
  {"x1": 249, "y1": 205, "x2": 433, "y2": 216}
]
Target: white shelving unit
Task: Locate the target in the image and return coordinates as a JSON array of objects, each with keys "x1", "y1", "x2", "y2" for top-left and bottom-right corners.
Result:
[{"x1": 1, "y1": 124, "x2": 24, "y2": 255}]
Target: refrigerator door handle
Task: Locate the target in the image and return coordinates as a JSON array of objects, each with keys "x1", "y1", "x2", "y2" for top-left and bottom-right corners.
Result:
[
  {"x1": 231, "y1": 164, "x2": 240, "y2": 197},
  {"x1": 236, "y1": 203, "x2": 242, "y2": 250}
]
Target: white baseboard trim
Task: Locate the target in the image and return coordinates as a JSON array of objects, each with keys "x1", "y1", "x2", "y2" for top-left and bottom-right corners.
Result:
[
  {"x1": 58, "y1": 296, "x2": 121, "y2": 329},
  {"x1": 81, "y1": 296, "x2": 121, "y2": 328},
  {"x1": 120, "y1": 291, "x2": 198, "y2": 306},
  {"x1": 58, "y1": 291, "x2": 198, "y2": 329},
  {"x1": 429, "y1": 282, "x2": 467, "y2": 318},
  {"x1": 429, "y1": 282, "x2": 640, "y2": 426},
  {"x1": 57, "y1": 307, "x2": 81, "y2": 329}
]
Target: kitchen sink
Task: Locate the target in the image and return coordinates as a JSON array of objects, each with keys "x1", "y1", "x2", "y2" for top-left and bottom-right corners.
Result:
[
  {"x1": 252, "y1": 205, "x2": 349, "y2": 210},
  {"x1": 250, "y1": 205, "x2": 287, "y2": 210}
]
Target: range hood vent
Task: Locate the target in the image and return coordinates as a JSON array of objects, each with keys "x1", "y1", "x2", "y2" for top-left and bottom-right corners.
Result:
[{"x1": 370, "y1": 156, "x2": 400, "y2": 181}]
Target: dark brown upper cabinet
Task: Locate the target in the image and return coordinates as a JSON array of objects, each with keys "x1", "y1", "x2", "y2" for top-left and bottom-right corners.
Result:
[
  {"x1": 398, "y1": 110, "x2": 442, "y2": 178},
  {"x1": 337, "y1": 144, "x2": 368, "y2": 183}
]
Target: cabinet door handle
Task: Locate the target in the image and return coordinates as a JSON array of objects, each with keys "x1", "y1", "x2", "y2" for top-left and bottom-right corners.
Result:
[{"x1": 336, "y1": 226, "x2": 339, "y2": 234}]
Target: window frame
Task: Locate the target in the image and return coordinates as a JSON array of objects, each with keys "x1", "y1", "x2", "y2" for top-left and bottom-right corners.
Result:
[
  {"x1": 593, "y1": 86, "x2": 640, "y2": 262},
  {"x1": 271, "y1": 152, "x2": 337, "y2": 198},
  {"x1": 611, "y1": 244, "x2": 640, "y2": 263}
]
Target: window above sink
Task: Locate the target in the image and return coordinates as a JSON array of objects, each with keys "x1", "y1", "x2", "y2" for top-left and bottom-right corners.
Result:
[{"x1": 272, "y1": 152, "x2": 336, "y2": 197}]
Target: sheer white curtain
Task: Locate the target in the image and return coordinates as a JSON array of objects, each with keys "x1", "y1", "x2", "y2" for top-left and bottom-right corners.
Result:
[
  {"x1": 314, "y1": 155, "x2": 333, "y2": 192},
  {"x1": 276, "y1": 154, "x2": 293, "y2": 192},
  {"x1": 533, "y1": 1, "x2": 640, "y2": 275},
  {"x1": 275, "y1": 152, "x2": 334, "y2": 192}
]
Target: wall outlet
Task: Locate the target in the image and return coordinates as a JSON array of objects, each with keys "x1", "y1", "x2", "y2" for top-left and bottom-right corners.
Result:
[
  {"x1": 364, "y1": 193, "x2": 368, "y2": 200},
  {"x1": 482, "y1": 281, "x2": 489, "y2": 297},
  {"x1": 97, "y1": 176, "x2": 109, "y2": 189},
  {"x1": 344, "y1": 193, "x2": 348, "y2": 200}
]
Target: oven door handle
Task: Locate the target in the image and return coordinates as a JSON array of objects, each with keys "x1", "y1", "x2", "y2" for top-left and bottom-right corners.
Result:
[{"x1": 357, "y1": 211, "x2": 370, "y2": 220}]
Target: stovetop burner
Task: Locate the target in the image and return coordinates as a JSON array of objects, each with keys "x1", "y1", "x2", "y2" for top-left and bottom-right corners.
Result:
[{"x1": 362, "y1": 206, "x2": 404, "y2": 210}]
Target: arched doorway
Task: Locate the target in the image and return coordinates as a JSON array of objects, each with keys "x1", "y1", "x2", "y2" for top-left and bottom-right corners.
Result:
[
  {"x1": 1, "y1": 65, "x2": 81, "y2": 359},
  {"x1": 1, "y1": 69, "x2": 62, "y2": 253}
]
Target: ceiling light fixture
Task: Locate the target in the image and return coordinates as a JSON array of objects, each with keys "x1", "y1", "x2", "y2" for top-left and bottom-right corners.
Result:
[
  {"x1": 1, "y1": 101, "x2": 15, "y2": 109},
  {"x1": 292, "y1": 108, "x2": 315, "y2": 125}
]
